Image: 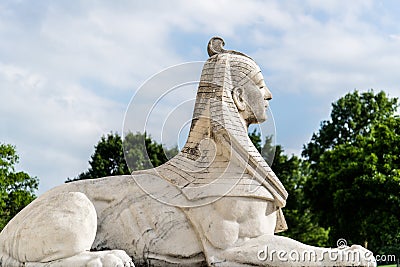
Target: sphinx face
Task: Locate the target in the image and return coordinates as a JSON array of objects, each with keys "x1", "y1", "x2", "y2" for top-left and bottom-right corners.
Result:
[{"x1": 235, "y1": 70, "x2": 272, "y2": 126}]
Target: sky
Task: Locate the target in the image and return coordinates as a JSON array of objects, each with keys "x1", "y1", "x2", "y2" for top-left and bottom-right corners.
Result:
[{"x1": 0, "y1": 0, "x2": 399, "y2": 194}]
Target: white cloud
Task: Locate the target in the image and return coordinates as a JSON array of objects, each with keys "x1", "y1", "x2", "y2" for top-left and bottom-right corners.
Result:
[
  {"x1": 0, "y1": 1, "x2": 186, "y2": 193},
  {"x1": 252, "y1": 2, "x2": 400, "y2": 99},
  {"x1": 0, "y1": 62, "x2": 124, "y2": 190},
  {"x1": 169, "y1": 0, "x2": 295, "y2": 35}
]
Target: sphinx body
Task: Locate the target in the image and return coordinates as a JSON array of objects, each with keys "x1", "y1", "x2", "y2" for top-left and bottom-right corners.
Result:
[{"x1": 0, "y1": 38, "x2": 376, "y2": 267}]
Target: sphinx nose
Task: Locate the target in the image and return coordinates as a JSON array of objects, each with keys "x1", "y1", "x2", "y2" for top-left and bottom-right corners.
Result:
[{"x1": 264, "y1": 87, "x2": 272, "y2": 100}]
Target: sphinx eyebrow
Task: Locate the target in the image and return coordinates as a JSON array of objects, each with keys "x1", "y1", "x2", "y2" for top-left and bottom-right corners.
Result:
[
  {"x1": 248, "y1": 71, "x2": 263, "y2": 83},
  {"x1": 254, "y1": 75, "x2": 265, "y2": 88}
]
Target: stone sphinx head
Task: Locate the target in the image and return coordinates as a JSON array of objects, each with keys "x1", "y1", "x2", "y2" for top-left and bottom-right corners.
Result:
[
  {"x1": 232, "y1": 66, "x2": 272, "y2": 127},
  {"x1": 223, "y1": 47, "x2": 273, "y2": 128},
  {"x1": 188, "y1": 36, "x2": 275, "y2": 150},
  {"x1": 157, "y1": 37, "x2": 287, "y2": 209}
]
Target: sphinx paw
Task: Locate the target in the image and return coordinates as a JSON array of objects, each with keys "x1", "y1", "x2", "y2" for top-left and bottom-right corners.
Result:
[{"x1": 86, "y1": 250, "x2": 134, "y2": 267}]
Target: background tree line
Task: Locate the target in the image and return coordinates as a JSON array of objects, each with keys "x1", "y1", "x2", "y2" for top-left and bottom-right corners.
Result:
[
  {"x1": 0, "y1": 144, "x2": 38, "y2": 230},
  {"x1": 1, "y1": 89, "x2": 399, "y2": 261}
]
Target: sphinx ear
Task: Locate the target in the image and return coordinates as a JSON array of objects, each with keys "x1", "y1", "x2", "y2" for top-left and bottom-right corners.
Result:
[{"x1": 232, "y1": 87, "x2": 246, "y2": 111}]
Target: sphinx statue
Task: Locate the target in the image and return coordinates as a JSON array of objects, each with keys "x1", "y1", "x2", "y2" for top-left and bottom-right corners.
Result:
[{"x1": 0, "y1": 37, "x2": 376, "y2": 267}]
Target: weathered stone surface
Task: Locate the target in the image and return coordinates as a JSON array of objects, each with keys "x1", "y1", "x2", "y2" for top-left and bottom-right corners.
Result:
[
  {"x1": 0, "y1": 192, "x2": 96, "y2": 263},
  {"x1": 0, "y1": 37, "x2": 376, "y2": 266}
]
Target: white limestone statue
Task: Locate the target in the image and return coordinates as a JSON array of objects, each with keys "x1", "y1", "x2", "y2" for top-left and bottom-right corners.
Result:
[{"x1": 0, "y1": 37, "x2": 376, "y2": 267}]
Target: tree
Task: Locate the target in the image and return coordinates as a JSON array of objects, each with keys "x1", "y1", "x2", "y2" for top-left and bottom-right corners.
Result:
[
  {"x1": 303, "y1": 90, "x2": 400, "y2": 256},
  {"x1": 250, "y1": 131, "x2": 329, "y2": 246},
  {"x1": 248, "y1": 128, "x2": 262, "y2": 152},
  {"x1": 303, "y1": 90, "x2": 398, "y2": 164},
  {"x1": 124, "y1": 132, "x2": 178, "y2": 171},
  {"x1": 67, "y1": 132, "x2": 178, "y2": 182},
  {"x1": 0, "y1": 143, "x2": 38, "y2": 230},
  {"x1": 268, "y1": 145, "x2": 329, "y2": 246},
  {"x1": 72, "y1": 132, "x2": 130, "y2": 180}
]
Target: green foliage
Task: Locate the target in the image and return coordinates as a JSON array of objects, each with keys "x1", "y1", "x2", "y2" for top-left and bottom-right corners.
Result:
[
  {"x1": 74, "y1": 132, "x2": 130, "y2": 180},
  {"x1": 0, "y1": 143, "x2": 38, "y2": 230},
  {"x1": 268, "y1": 145, "x2": 329, "y2": 246},
  {"x1": 303, "y1": 89, "x2": 399, "y2": 164},
  {"x1": 67, "y1": 132, "x2": 178, "y2": 182},
  {"x1": 124, "y1": 132, "x2": 178, "y2": 170},
  {"x1": 303, "y1": 90, "x2": 400, "y2": 255},
  {"x1": 248, "y1": 128, "x2": 262, "y2": 152},
  {"x1": 250, "y1": 132, "x2": 330, "y2": 246}
]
